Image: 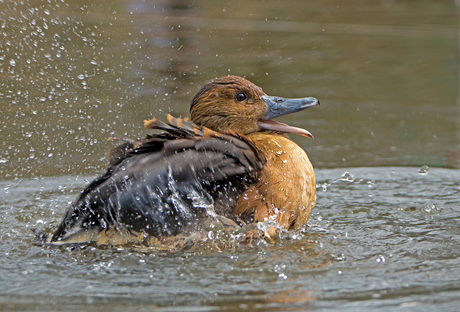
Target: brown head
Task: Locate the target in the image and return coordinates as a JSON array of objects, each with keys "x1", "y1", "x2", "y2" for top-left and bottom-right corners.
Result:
[{"x1": 190, "y1": 75, "x2": 319, "y2": 137}]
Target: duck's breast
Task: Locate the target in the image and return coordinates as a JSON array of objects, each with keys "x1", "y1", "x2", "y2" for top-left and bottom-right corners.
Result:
[{"x1": 234, "y1": 132, "x2": 316, "y2": 229}]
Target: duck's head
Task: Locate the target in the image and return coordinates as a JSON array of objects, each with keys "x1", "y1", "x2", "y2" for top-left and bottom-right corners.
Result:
[{"x1": 190, "y1": 75, "x2": 319, "y2": 138}]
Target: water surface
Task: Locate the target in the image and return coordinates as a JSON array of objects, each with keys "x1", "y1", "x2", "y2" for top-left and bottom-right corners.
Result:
[{"x1": 1, "y1": 167, "x2": 460, "y2": 311}]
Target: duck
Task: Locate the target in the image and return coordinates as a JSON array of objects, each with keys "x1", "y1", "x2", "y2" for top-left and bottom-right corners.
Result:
[{"x1": 46, "y1": 75, "x2": 319, "y2": 246}]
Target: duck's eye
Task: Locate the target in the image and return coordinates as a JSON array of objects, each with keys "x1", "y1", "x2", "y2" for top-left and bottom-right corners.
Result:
[{"x1": 236, "y1": 92, "x2": 247, "y2": 102}]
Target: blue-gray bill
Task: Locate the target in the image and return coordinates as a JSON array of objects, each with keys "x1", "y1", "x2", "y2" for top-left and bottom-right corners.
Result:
[{"x1": 258, "y1": 95, "x2": 319, "y2": 138}]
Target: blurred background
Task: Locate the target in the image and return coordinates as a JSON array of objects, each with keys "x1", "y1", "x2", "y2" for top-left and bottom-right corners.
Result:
[{"x1": 1, "y1": 0, "x2": 459, "y2": 180}]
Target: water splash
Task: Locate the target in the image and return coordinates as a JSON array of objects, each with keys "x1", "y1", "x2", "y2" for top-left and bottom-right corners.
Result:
[
  {"x1": 418, "y1": 165, "x2": 429, "y2": 175},
  {"x1": 334, "y1": 171, "x2": 355, "y2": 183}
]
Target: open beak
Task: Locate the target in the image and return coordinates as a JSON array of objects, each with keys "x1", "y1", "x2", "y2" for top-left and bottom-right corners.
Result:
[{"x1": 258, "y1": 95, "x2": 319, "y2": 138}]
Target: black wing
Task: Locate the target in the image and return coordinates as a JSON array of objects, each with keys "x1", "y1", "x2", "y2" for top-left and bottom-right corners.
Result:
[{"x1": 51, "y1": 116, "x2": 265, "y2": 243}]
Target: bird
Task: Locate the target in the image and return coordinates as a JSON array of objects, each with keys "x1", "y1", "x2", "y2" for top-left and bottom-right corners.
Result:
[{"x1": 45, "y1": 75, "x2": 319, "y2": 246}]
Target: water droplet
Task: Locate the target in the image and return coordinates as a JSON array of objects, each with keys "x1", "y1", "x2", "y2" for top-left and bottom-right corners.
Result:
[
  {"x1": 418, "y1": 165, "x2": 429, "y2": 175},
  {"x1": 331, "y1": 253, "x2": 345, "y2": 261},
  {"x1": 278, "y1": 273, "x2": 287, "y2": 280},
  {"x1": 207, "y1": 231, "x2": 214, "y2": 240},
  {"x1": 423, "y1": 204, "x2": 437, "y2": 213},
  {"x1": 9, "y1": 59, "x2": 16, "y2": 67}
]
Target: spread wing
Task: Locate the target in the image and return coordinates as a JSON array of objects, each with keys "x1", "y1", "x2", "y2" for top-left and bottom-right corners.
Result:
[{"x1": 50, "y1": 116, "x2": 265, "y2": 243}]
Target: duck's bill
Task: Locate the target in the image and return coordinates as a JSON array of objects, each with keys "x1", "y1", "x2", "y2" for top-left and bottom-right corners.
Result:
[
  {"x1": 258, "y1": 95, "x2": 319, "y2": 138},
  {"x1": 258, "y1": 119, "x2": 314, "y2": 138}
]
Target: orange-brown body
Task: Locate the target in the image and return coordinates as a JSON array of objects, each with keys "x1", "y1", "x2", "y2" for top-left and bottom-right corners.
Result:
[
  {"x1": 47, "y1": 75, "x2": 319, "y2": 245},
  {"x1": 235, "y1": 132, "x2": 316, "y2": 229}
]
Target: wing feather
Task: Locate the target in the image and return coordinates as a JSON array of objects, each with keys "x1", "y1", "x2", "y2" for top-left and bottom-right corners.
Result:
[{"x1": 51, "y1": 116, "x2": 265, "y2": 243}]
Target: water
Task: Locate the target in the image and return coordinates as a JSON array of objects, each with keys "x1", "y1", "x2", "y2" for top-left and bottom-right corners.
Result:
[
  {"x1": 1, "y1": 167, "x2": 460, "y2": 311},
  {"x1": 1, "y1": 0, "x2": 459, "y2": 180},
  {"x1": 1, "y1": 0, "x2": 460, "y2": 311}
]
